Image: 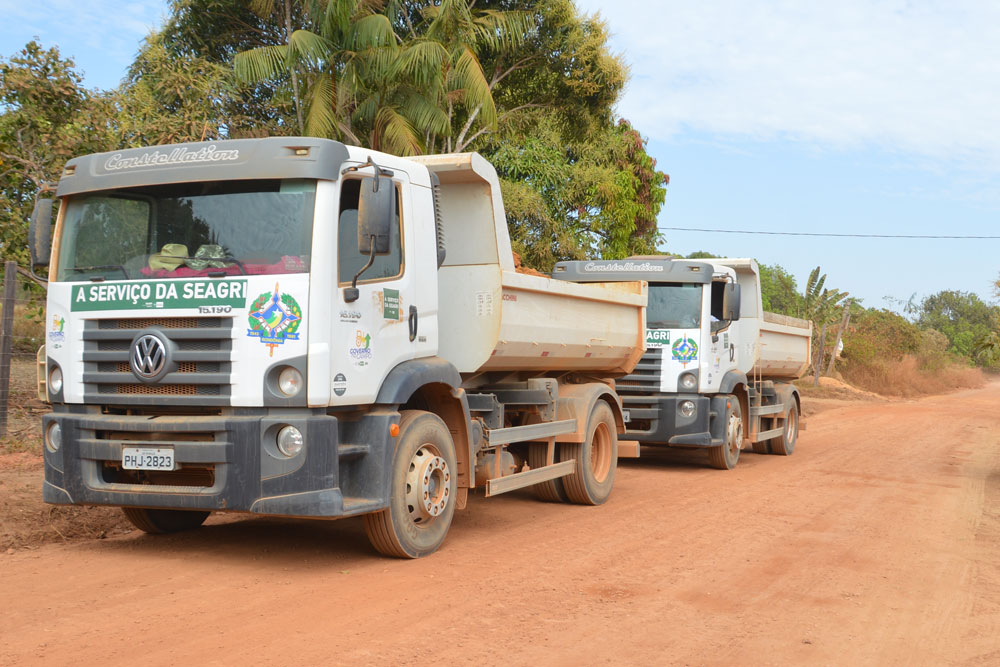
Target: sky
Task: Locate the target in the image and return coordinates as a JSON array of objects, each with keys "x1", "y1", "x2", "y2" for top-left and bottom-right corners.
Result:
[{"x1": 2, "y1": 0, "x2": 999, "y2": 309}]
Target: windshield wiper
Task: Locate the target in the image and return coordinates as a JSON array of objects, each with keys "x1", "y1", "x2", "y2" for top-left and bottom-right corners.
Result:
[{"x1": 67, "y1": 265, "x2": 130, "y2": 279}]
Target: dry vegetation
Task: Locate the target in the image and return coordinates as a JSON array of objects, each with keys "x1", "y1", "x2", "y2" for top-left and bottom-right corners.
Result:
[
  {"x1": 0, "y1": 302, "x2": 46, "y2": 353},
  {"x1": 840, "y1": 355, "x2": 986, "y2": 398},
  {"x1": 1, "y1": 359, "x2": 132, "y2": 552}
]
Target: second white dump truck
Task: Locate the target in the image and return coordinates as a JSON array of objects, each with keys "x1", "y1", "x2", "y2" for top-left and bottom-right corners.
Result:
[
  {"x1": 30, "y1": 138, "x2": 646, "y2": 557},
  {"x1": 553, "y1": 257, "x2": 811, "y2": 469}
]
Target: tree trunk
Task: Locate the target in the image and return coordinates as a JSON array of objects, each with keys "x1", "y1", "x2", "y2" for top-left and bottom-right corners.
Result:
[
  {"x1": 813, "y1": 323, "x2": 827, "y2": 387},
  {"x1": 285, "y1": 0, "x2": 304, "y2": 135},
  {"x1": 826, "y1": 301, "x2": 852, "y2": 377}
]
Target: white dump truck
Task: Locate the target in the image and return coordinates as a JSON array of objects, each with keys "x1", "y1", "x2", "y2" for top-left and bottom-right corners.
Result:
[
  {"x1": 553, "y1": 257, "x2": 811, "y2": 469},
  {"x1": 29, "y1": 138, "x2": 646, "y2": 557}
]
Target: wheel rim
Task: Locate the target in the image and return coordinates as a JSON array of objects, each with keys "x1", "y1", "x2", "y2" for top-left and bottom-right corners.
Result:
[
  {"x1": 785, "y1": 409, "x2": 798, "y2": 446},
  {"x1": 590, "y1": 421, "x2": 613, "y2": 482},
  {"x1": 405, "y1": 444, "x2": 451, "y2": 524},
  {"x1": 727, "y1": 412, "x2": 743, "y2": 457}
]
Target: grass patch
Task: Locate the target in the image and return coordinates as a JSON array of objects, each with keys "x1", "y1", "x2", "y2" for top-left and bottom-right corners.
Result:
[{"x1": 840, "y1": 355, "x2": 985, "y2": 398}]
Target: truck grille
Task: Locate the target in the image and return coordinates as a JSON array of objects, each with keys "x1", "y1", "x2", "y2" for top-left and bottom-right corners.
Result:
[
  {"x1": 82, "y1": 317, "x2": 233, "y2": 405},
  {"x1": 616, "y1": 348, "x2": 662, "y2": 394}
]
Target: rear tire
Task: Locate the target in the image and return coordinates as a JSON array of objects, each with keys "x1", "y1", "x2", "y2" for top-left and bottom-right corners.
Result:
[
  {"x1": 708, "y1": 396, "x2": 742, "y2": 470},
  {"x1": 562, "y1": 401, "x2": 618, "y2": 505},
  {"x1": 121, "y1": 507, "x2": 210, "y2": 534},
  {"x1": 364, "y1": 411, "x2": 458, "y2": 558},
  {"x1": 769, "y1": 402, "x2": 799, "y2": 456},
  {"x1": 527, "y1": 442, "x2": 569, "y2": 502}
]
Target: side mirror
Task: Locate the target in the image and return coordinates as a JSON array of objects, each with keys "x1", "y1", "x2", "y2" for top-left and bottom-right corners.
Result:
[
  {"x1": 723, "y1": 283, "x2": 741, "y2": 321},
  {"x1": 357, "y1": 176, "x2": 393, "y2": 255},
  {"x1": 29, "y1": 198, "x2": 53, "y2": 267}
]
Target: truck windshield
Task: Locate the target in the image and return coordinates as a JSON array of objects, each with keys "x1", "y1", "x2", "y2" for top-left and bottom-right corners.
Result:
[
  {"x1": 55, "y1": 179, "x2": 316, "y2": 282},
  {"x1": 647, "y1": 283, "x2": 702, "y2": 329}
]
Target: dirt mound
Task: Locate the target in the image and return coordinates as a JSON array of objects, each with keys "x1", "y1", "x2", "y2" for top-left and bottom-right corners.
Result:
[{"x1": 512, "y1": 251, "x2": 547, "y2": 277}]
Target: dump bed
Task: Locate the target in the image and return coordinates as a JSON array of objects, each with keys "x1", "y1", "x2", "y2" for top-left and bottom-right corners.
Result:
[
  {"x1": 758, "y1": 311, "x2": 812, "y2": 379},
  {"x1": 714, "y1": 258, "x2": 813, "y2": 380},
  {"x1": 410, "y1": 152, "x2": 646, "y2": 376}
]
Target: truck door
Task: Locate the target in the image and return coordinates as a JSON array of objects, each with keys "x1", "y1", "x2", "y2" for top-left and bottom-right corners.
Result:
[{"x1": 330, "y1": 170, "x2": 418, "y2": 405}]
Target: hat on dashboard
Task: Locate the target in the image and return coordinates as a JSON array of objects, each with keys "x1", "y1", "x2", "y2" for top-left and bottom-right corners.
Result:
[
  {"x1": 148, "y1": 243, "x2": 189, "y2": 271},
  {"x1": 185, "y1": 244, "x2": 230, "y2": 270}
]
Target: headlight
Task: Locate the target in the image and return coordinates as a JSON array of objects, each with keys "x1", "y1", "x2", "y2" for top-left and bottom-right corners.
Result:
[
  {"x1": 45, "y1": 422, "x2": 62, "y2": 453},
  {"x1": 49, "y1": 365, "x2": 63, "y2": 395},
  {"x1": 679, "y1": 400, "x2": 696, "y2": 418},
  {"x1": 276, "y1": 425, "x2": 304, "y2": 457},
  {"x1": 277, "y1": 367, "x2": 303, "y2": 397},
  {"x1": 679, "y1": 372, "x2": 697, "y2": 391}
]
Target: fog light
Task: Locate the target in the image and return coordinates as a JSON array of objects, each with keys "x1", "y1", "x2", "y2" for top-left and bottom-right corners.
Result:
[
  {"x1": 277, "y1": 367, "x2": 303, "y2": 397},
  {"x1": 45, "y1": 422, "x2": 62, "y2": 453},
  {"x1": 276, "y1": 425, "x2": 304, "y2": 457},
  {"x1": 679, "y1": 372, "x2": 697, "y2": 391},
  {"x1": 49, "y1": 366, "x2": 63, "y2": 395},
  {"x1": 679, "y1": 400, "x2": 696, "y2": 418}
]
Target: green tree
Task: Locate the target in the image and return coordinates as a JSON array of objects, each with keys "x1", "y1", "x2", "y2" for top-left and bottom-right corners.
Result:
[
  {"x1": 973, "y1": 329, "x2": 1000, "y2": 367},
  {"x1": 116, "y1": 32, "x2": 247, "y2": 146},
  {"x1": 918, "y1": 290, "x2": 1000, "y2": 359},
  {"x1": 841, "y1": 307, "x2": 922, "y2": 365},
  {"x1": 0, "y1": 42, "x2": 113, "y2": 263},
  {"x1": 758, "y1": 263, "x2": 802, "y2": 315}
]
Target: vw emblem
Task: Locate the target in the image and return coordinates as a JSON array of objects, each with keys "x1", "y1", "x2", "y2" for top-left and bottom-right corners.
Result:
[{"x1": 131, "y1": 334, "x2": 167, "y2": 379}]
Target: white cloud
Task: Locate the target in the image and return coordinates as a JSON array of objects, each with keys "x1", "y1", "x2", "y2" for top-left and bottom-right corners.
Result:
[{"x1": 575, "y1": 0, "x2": 1000, "y2": 165}]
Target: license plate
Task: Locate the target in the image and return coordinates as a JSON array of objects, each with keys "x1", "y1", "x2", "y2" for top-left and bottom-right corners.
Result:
[
  {"x1": 122, "y1": 447, "x2": 175, "y2": 471},
  {"x1": 623, "y1": 410, "x2": 631, "y2": 423}
]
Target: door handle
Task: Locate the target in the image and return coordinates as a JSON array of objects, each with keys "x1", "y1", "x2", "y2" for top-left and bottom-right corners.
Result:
[
  {"x1": 408, "y1": 305, "x2": 418, "y2": 342},
  {"x1": 729, "y1": 344, "x2": 735, "y2": 362}
]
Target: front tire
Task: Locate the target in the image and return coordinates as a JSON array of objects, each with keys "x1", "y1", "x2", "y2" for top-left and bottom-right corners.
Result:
[
  {"x1": 121, "y1": 507, "x2": 210, "y2": 534},
  {"x1": 708, "y1": 396, "x2": 742, "y2": 470},
  {"x1": 364, "y1": 411, "x2": 458, "y2": 558},
  {"x1": 561, "y1": 401, "x2": 618, "y2": 505},
  {"x1": 768, "y1": 402, "x2": 799, "y2": 456}
]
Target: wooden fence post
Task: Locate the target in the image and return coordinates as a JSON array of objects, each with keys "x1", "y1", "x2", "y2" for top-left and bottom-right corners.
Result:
[
  {"x1": 812, "y1": 322, "x2": 827, "y2": 387},
  {"x1": 826, "y1": 300, "x2": 852, "y2": 377},
  {"x1": 0, "y1": 261, "x2": 17, "y2": 438}
]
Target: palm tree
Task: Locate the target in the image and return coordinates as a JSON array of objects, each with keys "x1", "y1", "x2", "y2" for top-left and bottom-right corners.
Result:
[
  {"x1": 233, "y1": 0, "x2": 531, "y2": 155},
  {"x1": 973, "y1": 329, "x2": 1000, "y2": 366}
]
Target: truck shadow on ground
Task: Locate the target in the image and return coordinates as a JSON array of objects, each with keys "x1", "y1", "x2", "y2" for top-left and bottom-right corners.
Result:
[{"x1": 73, "y1": 513, "x2": 379, "y2": 567}]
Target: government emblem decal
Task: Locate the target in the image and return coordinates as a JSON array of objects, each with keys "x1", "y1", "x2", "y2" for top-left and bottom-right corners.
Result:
[
  {"x1": 671, "y1": 337, "x2": 698, "y2": 366},
  {"x1": 247, "y1": 283, "x2": 302, "y2": 356}
]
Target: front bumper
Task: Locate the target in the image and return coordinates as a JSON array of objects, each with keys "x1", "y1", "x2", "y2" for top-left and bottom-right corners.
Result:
[
  {"x1": 622, "y1": 394, "x2": 728, "y2": 447},
  {"x1": 42, "y1": 404, "x2": 397, "y2": 517}
]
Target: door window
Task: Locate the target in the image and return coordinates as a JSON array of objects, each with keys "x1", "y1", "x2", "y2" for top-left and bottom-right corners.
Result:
[{"x1": 337, "y1": 178, "x2": 403, "y2": 284}]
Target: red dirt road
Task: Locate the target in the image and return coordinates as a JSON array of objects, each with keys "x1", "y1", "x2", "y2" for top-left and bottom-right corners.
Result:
[{"x1": 2, "y1": 386, "x2": 999, "y2": 666}]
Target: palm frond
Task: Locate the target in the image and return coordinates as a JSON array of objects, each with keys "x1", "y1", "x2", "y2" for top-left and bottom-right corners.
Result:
[
  {"x1": 376, "y1": 105, "x2": 422, "y2": 155},
  {"x1": 451, "y1": 45, "x2": 497, "y2": 126},
  {"x1": 398, "y1": 40, "x2": 447, "y2": 85},
  {"x1": 234, "y1": 45, "x2": 289, "y2": 84},
  {"x1": 473, "y1": 10, "x2": 534, "y2": 51},
  {"x1": 351, "y1": 14, "x2": 397, "y2": 50},
  {"x1": 304, "y1": 74, "x2": 337, "y2": 138},
  {"x1": 250, "y1": 0, "x2": 275, "y2": 19},
  {"x1": 288, "y1": 30, "x2": 332, "y2": 65},
  {"x1": 402, "y1": 91, "x2": 451, "y2": 136}
]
